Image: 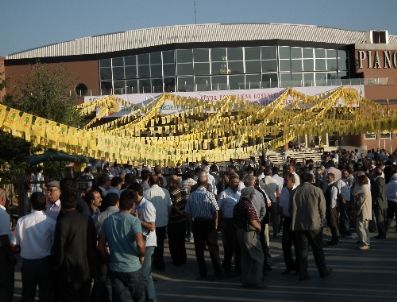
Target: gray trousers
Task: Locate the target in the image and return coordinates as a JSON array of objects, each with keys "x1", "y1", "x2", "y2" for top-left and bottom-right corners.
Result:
[
  {"x1": 357, "y1": 219, "x2": 370, "y2": 246},
  {"x1": 236, "y1": 228, "x2": 264, "y2": 286}
]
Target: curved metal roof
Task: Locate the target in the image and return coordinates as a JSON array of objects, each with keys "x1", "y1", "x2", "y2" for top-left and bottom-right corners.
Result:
[{"x1": 6, "y1": 23, "x2": 397, "y2": 60}]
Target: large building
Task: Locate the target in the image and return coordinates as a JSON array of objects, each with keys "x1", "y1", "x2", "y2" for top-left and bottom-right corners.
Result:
[{"x1": 4, "y1": 23, "x2": 397, "y2": 150}]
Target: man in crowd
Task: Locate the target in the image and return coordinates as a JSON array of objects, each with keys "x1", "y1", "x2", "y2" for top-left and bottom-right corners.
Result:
[
  {"x1": 218, "y1": 174, "x2": 241, "y2": 274},
  {"x1": 45, "y1": 180, "x2": 62, "y2": 220},
  {"x1": 15, "y1": 192, "x2": 56, "y2": 302},
  {"x1": 291, "y1": 172, "x2": 331, "y2": 280},
  {"x1": 144, "y1": 175, "x2": 172, "y2": 271},
  {"x1": 98, "y1": 190, "x2": 146, "y2": 302},
  {"x1": 96, "y1": 174, "x2": 112, "y2": 197},
  {"x1": 386, "y1": 173, "x2": 397, "y2": 232},
  {"x1": 325, "y1": 173, "x2": 340, "y2": 246},
  {"x1": 52, "y1": 190, "x2": 98, "y2": 302},
  {"x1": 372, "y1": 168, "x2": 388, "y2": 239},
  {"x1": 260, "y1": 167, "x2": 280, "y2": 239},
  {"x1": 0, "y1": 188, "x2": 15, "y2": 302},
  {"x1": 132, "y1": 182, "x2": 158, "y2": 302},
  {"x1": 106, "y1": 176, "x2": 123, "y2": 197},
  {"x1": 186, "y1": 172, "x2": 222, "y2": 279}
]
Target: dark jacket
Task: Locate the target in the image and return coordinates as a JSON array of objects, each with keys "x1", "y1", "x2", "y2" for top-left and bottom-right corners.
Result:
[
  {"x1": 52, "y1": 209, "x2": 98, "y2": 283},
  {"x1": 372, "y1": 176, "x2": 388, "y2": 209},
  {"x1": 290, "y1": 182, "x2": 326, "y2": 231}
]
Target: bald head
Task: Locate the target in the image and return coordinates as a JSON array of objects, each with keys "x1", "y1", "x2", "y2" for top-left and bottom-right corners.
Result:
[{"x1": 243, "y1": 175, "x2": 256, "y2": 187}]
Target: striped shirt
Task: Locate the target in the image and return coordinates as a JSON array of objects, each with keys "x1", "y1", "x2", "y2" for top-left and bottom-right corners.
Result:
[{"x1": 186, "y1": 186, "x2": 219, "y2": 219}]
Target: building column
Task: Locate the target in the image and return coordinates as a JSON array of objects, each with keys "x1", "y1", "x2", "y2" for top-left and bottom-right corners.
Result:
[{"x1": 325, "y1": 133, "x2": 329, "y2": 146}]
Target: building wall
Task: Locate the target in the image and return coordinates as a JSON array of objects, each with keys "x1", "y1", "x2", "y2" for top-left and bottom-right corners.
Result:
[{"x1": 4, "y1": 60, "x2": 100, "y2": 98}]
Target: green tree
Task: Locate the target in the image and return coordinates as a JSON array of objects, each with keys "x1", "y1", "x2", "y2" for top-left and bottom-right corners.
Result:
[
  {"x1": 0, "y1": 63, "x2": 82, "y2": 182},
  {"x1": 18, "y1": 63, "x2": 82, "y2": 126}
]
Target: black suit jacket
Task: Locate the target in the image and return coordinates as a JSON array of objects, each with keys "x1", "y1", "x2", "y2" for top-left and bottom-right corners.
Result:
[
  {"x1": 372, "y1": 177, "x2": 388, "y2": 210},
  {"x1": 52, "y1": 209, "x2": 98, "y2": 283}
]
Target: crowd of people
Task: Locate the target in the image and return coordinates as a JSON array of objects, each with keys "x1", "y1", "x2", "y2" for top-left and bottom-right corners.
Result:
[{"x1": 1, "y1": 147, "x2": 397, "y2": 301}]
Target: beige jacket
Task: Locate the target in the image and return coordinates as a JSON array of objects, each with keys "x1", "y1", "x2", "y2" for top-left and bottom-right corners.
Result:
[{"x1": 354, "y1": 184, "x2": 372, "y2": 220}]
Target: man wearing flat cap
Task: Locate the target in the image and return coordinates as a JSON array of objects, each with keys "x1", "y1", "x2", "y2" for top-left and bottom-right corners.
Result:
[{"x1": 45, "y1": 181, "x2": 61, "y2": 221}]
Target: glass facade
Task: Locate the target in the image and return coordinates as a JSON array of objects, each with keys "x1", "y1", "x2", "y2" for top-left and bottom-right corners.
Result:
[{"x1": 99, "y1": 45, "x2": 350, "y2": 94}]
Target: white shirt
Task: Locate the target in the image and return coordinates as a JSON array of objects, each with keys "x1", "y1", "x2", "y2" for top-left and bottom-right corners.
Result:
[
  {"x1": 279, "y1": 185, "x2": 297, "y2": 217},
  {"x1": 386, "y1": 179, "x2": 397, "y2": 202},
  {"x1": 15, "y1": 210, "x2": 56, "y2": 259},
  {"x1": 272, "y1": 174, "x2": 284, "y2": 193},
  {"x1": 45, "y1": 199, "x2": 61, "y2": 220},
  {"x1": 144, "y1": 185, "x2": 172, "y2": 227},
  {"x1": 292, "y1": 172, "x2": 301, "y2": 187},
  {"x1": 208, "y1": 173, "x2": 218, "y2": 195},
  {"x1": 0, "y1": 204, "x2": 11, "y2": 240},
  {"x1": 259, "y1": 175, "x2": 279, "y2": 203},
  {"x1": 337, "y1": 179, "x2": 350, "y2": 202},
  {"x1": 136, "y1": 198, "x2": 157, "y2": 247},
  {"x1": 218, "y1": 187, "x2": 241, "y2": 219}
]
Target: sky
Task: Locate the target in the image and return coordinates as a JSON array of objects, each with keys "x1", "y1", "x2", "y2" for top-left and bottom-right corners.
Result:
[{"x1": 1, "y1": 0, "x2": 397, "y2": 56}]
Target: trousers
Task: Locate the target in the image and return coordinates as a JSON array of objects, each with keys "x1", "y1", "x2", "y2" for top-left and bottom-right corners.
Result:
[
  {"x1": 326, "y1": 207, "x2": 339, "y2": 243},
  {"x1": 356, "y1": 219, "x2": 370, "y2": 246},
  {"x1": 22, "y1": 257, "x2": 53, "y2": 302},
  {"x1": 168, "y1": 221, "x2": 187, "y2": 265},
  {"x1": 192, "y1": 218, "x2": 222, "y2": 277},
  {"x1": 295, "y1": 230, "x2": 328, "y2": 278},
  {"x1": 281, "y1": 217, "x2": 298, "y2": 271},
  {"x1": 221, "y1": 218, "x2": 241, "y2": 272},
  {"x1": 153, "y1": 226, "x2": 166, "y2": 270},
  {"x1": 109, "y1": 270, "x2": 145, "y2": 302},
  {"x1": 236, "y1": 228, "x2": 264, "y2": 286},
  {"x1": 142, "y1": 246, "x2": 157, "y2": 302},
  {"x1": 0, "y1": 248, "x2": 14, "y2": 302}
]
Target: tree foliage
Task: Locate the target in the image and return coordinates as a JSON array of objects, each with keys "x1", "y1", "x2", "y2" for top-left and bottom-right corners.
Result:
[
  {"x1": 0, "y1": 63, "x2": 82, "y2": 182},
  {"x1": 17, "y1": 63, "x2": 82, "y2": 127}
]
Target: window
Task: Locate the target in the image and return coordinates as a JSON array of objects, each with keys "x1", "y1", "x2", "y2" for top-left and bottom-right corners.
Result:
[
  {"x1": 303, "y1": 59, "x2": 314, "y2": 71},
  {"x1": 125, "y1": 66, "x2": 137, "y2": 79},
  {"x1": 138, "y1": 54, "x2": 149, "y2": 65},
  {"x1": 125, "y1": 55, "x2": 137, "y2": 66},
  {"x1": 326, "y1": 49, "x2": 337, "y2": 58},
  {"x1": 279, "y1": 46, "x2": 290, "y2": 59},
  {"x1": 279, "y1": 73, "x2": 292, "y2": 87},
  {"x1": 211, "y1": 76, "x2": 228, "y2": 90},
  {"x1": 126, "y1": 80, "x2": 138, "y2": 94},
  {"x1": 150, "y1": 65, "x2": 162, "y2": 78},
  {"x1": 228, "y1": 61, "x2": 244, "y2": 74},
  {"x1": 162, "y1": 50, "x2": 175, "y2": 64},
  {"x1": 279, "y1": 60, "x2": 291, "y2": 72},
  {"x1": 112, "y1": 57, "x2": 124, "y2": 66},
  {"x1": 211, "y1": 62, "x2": 228, "y2": 75},
  {"x1": 338, "y1": 50, "x2": 348, "y2": 70},
  {"x1": 316, "y1": 72, "x2": 327, "y2": 85},
  {"x1": 177, "y1": 63, "x2": 193, "y2": 76},
  {"x1": 291, "y1": 47, "x2": 302, "y2": 59},
  {"x1": 291, "y1": 73, "x2": 303, "y2": 85},
  {"x1": 327, "y1": 59, "x2": 338, "y2": 71},
  {"x1": 291, "y1": 60, "x2": 303, "y2": 72},
  {"x1": 114, "y1": 80, "x2": 126, "y2": 94},
  {"x1": 262, "y1": 60, "x2": 277, "y2": 72},
  {"x1": 364, "y1": 132, "x2": 376, "y2": 140},
  {"x1": 150, "y1": 52, "x2": 162, "y2": 65},
  {"x1": 303, "y1": 48, "x2": 314, "y2": 58},
  {"x1": 101, "y1": 81, "x2": 112, "y2": 94},
  {"x1": 262, "y1": 73, "x2": 278, "y2": 88},
  {"x1": 177, "y1": 76, "x2": 194, "y2": 92},
  {"x1": 315, "y1": 59, "x2": 326, "y2": 71},
  {"x1": 246, "y1": 74, "x2": 262, "y2": 89},
  {"x1": 380, "y1": 132, "x2": 391, "y2": 139},
  {"x1": 152, "y1": 78, "x2": 163, "y2": 93},
  {"x1": 138, "y1": 79, "x2": 151, "y2": 93},
  {"x1": 211, "y1": 48, "x2": 227, "y2": 61},
  {"x1": 315, "y1": 48, "x2": 326, "y2": 58},
  {"x1": 227, "y1": 47, "x2": 243, "y2": 61},
  {"x1": 176, "y1": 49, "x2": 193, "y2": 63},
  {"x1": 75, "y1": 83, "x2": 88, "y2": 96},
  {"x1": 100, "y1": 68, "x2": 112, "y2": 80},
  {"x1": 138, "y1": 65, "x2": 150, "y2": 78},
  {"x1": 229, "y1": 75, "x2": 245, "y2": 89},
  {"x1": 303, "y1": 73, "x2": 314, "y2": 86},
  {"x1": 195, "y1": 76, "x2": 211, "y2": 91},
  {"x1": 100, "y1": 59, "x2": 111, "y2": 68},
  {"x1": 246, "y1": 61, "x2": 261, "y2": 73},
  {"x1": 245, "y1": 47, "x2": 260, "y2": 61},
  {"x1": 113, "y1": 67, "x2": 125, "y2": 80},
  {"x1": 193, "y1": 48, "x2": 209, "y2": 62},
  {"x1": 163, "y1": 64, "x2": 175, "y2": 77},
  {"x1": 262, "y1": 46, "x2": 277, "y2": 60},
  {"x1": 194, "y1": 62, "x2": 210, "y2": 75},
  {"x1": 164, "y1": 78, "x2": 175, "y2": 92}
]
